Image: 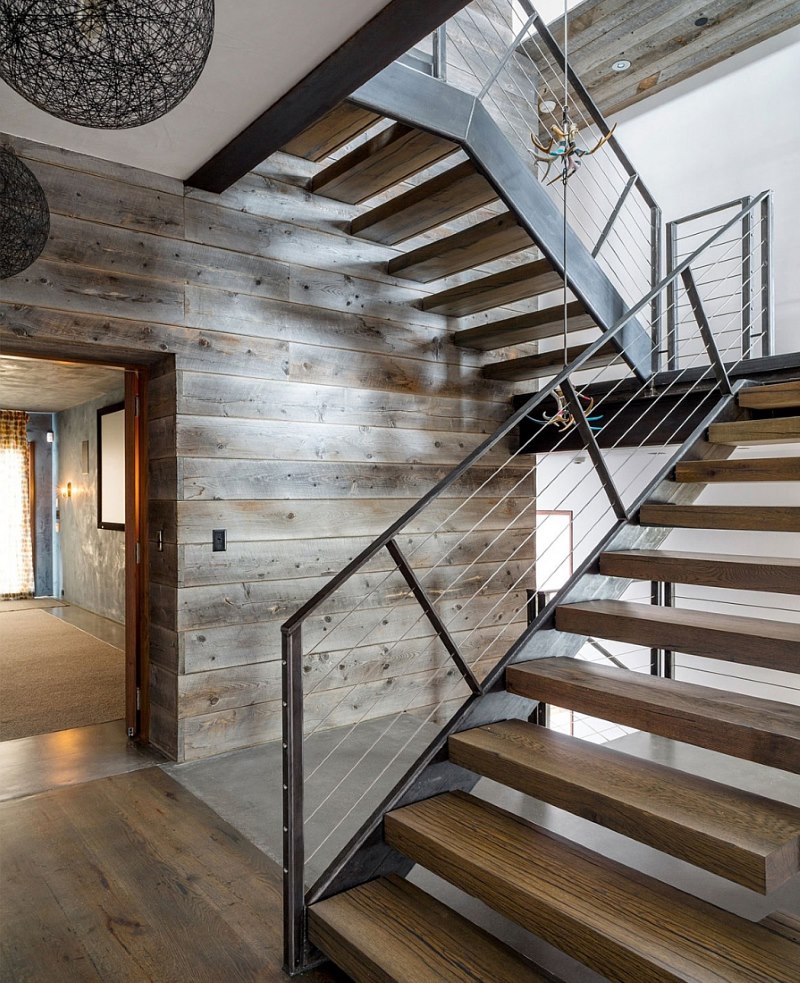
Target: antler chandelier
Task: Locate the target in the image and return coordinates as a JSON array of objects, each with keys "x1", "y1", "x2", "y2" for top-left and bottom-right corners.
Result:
[
  {"x1": 0, "y1": 1, "x2": 215, "y2": 129},
  {"x1": 0, "y1": 148, "x2": 50, "y2": 279}
]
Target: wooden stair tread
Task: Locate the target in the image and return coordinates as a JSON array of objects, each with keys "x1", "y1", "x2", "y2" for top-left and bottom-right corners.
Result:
[
  {"x1": 385, "y1": 791, "x2": 800, "y2": 983},
  {"x1": 311, "y1": 123, "x2": 458, "y2": 204},
  {"x1": 761, "y1": 911, "x2": 800, "y2": 944},
  {"x1": 449, "y1": 720, "x2": 800, "y2": 893},
  {"x1": 483, "y1": 341, "x2": 615, "y2": 382},
  {"x1": 709, "y1": 416, "x2": 800, "y2": 446},
  {"x1": 640, "y1": 502, "x2": 800, "y2": 532},
  {"x1": 351, "y1": 160, "x2": 497, "y2": 244},
  {"x1": 506, "y1": 658, "x2": 800, "y2": 773},
  {"x1": 308, "y1": 874, "x2": 555, "y2": 983},
  {"x1": 388, "y1": 211, "x2": 533, "y2": 282},
  {"x1": 739, "y1": 381, "x2": 800, "y2": 410},
  {"x1": 281, "y1": 103, "x2": 381, "y2": 161},
  {"x1": 675, "y1": 456, "x2": 800, "y2": 482},
  {"x1": 420, "y1": 258, "x2": 562, "y2": 316},
  {"x1": 600, "y1": 549, "x2": 800, "y2": 594},
  {"x1": 555, "y1": 600, "x2": 800, "y2": 674},
  {"x1": 455, "y1": 301, "x2": 595, "y2": 350}
]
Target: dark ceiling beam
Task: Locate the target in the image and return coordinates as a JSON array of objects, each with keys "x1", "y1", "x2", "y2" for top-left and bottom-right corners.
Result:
[{"x1": 186, "y1": 0, "x2": 470, "y2": 194}]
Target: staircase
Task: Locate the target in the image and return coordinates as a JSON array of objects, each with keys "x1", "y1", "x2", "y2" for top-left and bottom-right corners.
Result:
[
  {"x1": 282, "y1": 99, "x2": 635, "y2": 383},
  {"x1": 276, "y1": 11, "x2": 800, "y2": 981}
]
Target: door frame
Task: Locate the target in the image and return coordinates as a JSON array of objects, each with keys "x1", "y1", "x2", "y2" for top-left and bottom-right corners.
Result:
[{"x1": 4, "y1": 350, "x2": 151, "y2": 743}]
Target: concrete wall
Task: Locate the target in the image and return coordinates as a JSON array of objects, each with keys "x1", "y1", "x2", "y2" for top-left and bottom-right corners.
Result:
[{"x1": 56, "y1": 388, "x2": 126, "y2": 624}]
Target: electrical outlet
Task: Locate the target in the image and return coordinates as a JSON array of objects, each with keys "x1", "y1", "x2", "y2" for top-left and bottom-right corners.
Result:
[{"x1": 212, "y1": 529, "x2": 227, "y2": 552}]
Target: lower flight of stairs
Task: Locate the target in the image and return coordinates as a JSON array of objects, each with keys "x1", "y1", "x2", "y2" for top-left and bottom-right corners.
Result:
[
  {"x1": 281, "y1": 101, "x2": 617, "y2": 385},
  {"x1": 306, "y1": 378, "x2": 800, "y2": 981}
]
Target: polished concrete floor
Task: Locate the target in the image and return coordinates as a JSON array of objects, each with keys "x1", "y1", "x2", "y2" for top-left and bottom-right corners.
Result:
[{"x1": 46, "y1": 604, "x2": 125, "y2": 650}]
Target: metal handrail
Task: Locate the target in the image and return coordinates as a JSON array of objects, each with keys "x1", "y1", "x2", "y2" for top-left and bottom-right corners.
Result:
[{"x1": 281, "y1": 191, "x2": 769, "y2": 637}]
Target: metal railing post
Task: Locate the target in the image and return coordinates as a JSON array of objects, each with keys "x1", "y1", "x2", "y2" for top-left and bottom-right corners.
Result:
[
  {"x1": 761, "y1": 194, "x2": 774, "y2": 357},
  {"x1": 649, "y1": 580, "x2": 662, "y2": 676},
  {"x1": 741, "y1": 197, "x2": 753, "y2": 360},
  {"x1": 651, "y1": 205, "x2": 663, "y2": 375},
  {"x1": 282, "y1": 625, "x2": 306, "y2": 975},
  {"x1": 663, "y1": 582, "x2": 674, "y2": 678},
  {"x1": 666, "y1": 219, "x2": 678, "y2": 370},
  {"x1": 433, "y1": 25, "x2": 447, "y2": 81}
]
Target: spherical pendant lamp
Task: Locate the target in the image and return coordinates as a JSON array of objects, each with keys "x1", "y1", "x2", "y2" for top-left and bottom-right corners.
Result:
[
  {"x1": 0, "y1": 1, "x2": 215, "y2": 129},
  {"x1": 0, "y1": 148, "x2": 50, "y2": 279}
]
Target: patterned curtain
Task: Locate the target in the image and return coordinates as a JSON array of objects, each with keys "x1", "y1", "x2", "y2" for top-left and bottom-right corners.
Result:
[{"x1": 0, "y1": 410, "x2": 34, "y2": 599}]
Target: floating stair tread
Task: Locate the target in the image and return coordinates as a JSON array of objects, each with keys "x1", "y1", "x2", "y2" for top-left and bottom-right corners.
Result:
[
  {"x1": 448, "y1": 720, "x2": 800, "y2": 893},
  {"x1": 281, "y1": 103, "x2": 382, "y2": 161},
  {"x1": 483, "y1": 341, "x2": 615, "y2": 382},
  {"x1": 308, "y1": 874, "x2": 556, "y2": 983},
  {"x1": 385, "y1": 791, "x2": 800, "y2": 983},
  {"x1": 555, "y1": 600, "x2": 800, "y2": 674},
  {"x1": 739, "y1": 381, "x2": 800, "y2": 410},
  {"x1": 599, "y1": 549, "x2": 800, "y2": 594},
  {"x1": 709, "y1": 416, "x2": 800, "y2": 446},
  {"x1": 420, "y1": 258, "x2": 562, "y2": 316},
  {"x1": 640, "y1": 502, "x2": 800, "y2": 532},
  {"x1": 506, "y1": 658, "x2": 800, "y2": 773},
  {"x1": 675, "y1": 456, "x2": 800, "y2": 482},
  {"x1": 388, "y1": 211, "x2": 533, "y2": 282},
  {"x1": 351, "y1": 160, "x2": 497, "y2": 244},
  {"x1": 311, "y1": 123, "x2": 458, "y2": 204},
  {"x1": 761, "y1": 911, "x2": 800, "y2": 944},
  {"x1": 455, "y1": 301, "x2": 595, "y2": 351}
]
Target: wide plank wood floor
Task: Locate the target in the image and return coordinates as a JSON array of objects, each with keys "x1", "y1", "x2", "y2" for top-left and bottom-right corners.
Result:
[{"x1": 0, "y1": 767, "x2": 347, "y2": 983}]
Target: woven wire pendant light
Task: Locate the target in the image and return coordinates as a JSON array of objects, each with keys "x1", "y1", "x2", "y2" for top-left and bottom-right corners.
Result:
[
  {"x1": 0, "y1": 148, "x2": 50, "y2": 279},
  {"x1": 0, "y1": 1, "x2": 215, "y2": 129}
]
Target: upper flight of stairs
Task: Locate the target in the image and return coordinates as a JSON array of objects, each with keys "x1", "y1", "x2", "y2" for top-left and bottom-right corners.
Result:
[
  {"x1": 281, "y1": 100, "x2": 617, "y2": 384},
  {"x1": 302, "y1": 376, "x2": 800, "y2": 981}
]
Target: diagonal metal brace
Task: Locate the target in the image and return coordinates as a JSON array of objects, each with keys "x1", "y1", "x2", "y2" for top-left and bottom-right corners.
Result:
[
  {"x1": 561, "y1": 377, "x2": 628, "y2": 521},
  {"x1": 680, "y1": 268, "x2": 734, "y2": 394},
  {"x1": 385, "y1": 538, "x2": 482, "y2": 695}
]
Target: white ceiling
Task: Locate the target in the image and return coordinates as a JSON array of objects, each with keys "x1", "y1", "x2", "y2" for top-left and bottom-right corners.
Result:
[
  {"x1": 0, "y1": 356, "x2": 125, "y2": 413},
  {"x1": 0, "y1": 0, "x2": 393, "y2": 181}
]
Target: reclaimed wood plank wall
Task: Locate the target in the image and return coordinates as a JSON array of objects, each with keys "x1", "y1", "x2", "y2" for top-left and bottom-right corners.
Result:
[{"x1": 0, "y1": 130, "x2": 535, "y2": 762}]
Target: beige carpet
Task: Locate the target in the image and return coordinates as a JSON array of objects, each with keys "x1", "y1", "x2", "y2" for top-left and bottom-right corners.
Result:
[
  {"x1": 0, "y1": 597, "x2": 69, "y2": 612},
  {"x1": 0, "y1": 609, "x2": 124, "y2": 741}
]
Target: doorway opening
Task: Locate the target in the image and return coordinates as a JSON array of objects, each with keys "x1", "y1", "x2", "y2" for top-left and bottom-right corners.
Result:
[{"x1": 0, "y1": 354, "x2": 150, "y2": 786}]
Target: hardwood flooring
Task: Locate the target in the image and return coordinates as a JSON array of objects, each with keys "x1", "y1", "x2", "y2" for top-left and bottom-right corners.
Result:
[{"x1": 0, "y1": 768, "x2": 346, "y2": 983}]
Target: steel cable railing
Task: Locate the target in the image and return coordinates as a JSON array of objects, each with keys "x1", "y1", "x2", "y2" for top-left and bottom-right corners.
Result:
[{"x1": 281, "y1": 190, "x2": 775, "y2": 973}]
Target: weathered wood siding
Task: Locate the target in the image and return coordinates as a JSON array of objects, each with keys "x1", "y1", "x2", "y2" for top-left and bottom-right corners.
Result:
[{"x1": 0, "y1": 132, "x2": 534, "y2": 761}]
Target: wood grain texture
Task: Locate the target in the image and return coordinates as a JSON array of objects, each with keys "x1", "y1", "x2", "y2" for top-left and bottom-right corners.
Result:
[
  {"x1": 761, "y1": 911, "x2": 800, "y2": 944},
  {"x1": 639, "y1": 502, "x2": 800, "y2": 532},
  {"x1": 455, "y1": 301, "x2": 594, "y2": 350},
  {"x1": 311, "y1": 124, "x2": 458, "y2": 204},
  {"x1": 599, "y1": 549, "x2": 800, "y2": 594},
  {"x1": 483, "y1": 342, "x2": 616, "y2": 382},
  {"x1": 308, "y1": 874, "x2": 556, "y2": 983},
  {"x1": 351, "y1": 160, "x2": 497, "y2": 244},
  {"x1": 1, "y1": 133, "x2": 519, "y2": 761},
  {"x1": 448, "y1": 720, "x2": 800, "y2": 893},
  {"x1": 675, "y1": 456, "x2": 800, "y2": 482},
  {"x1": 709, "y1": 416, "x2": 800, "y2": 446},
  {"x1": 420, "y1": 259, "x2": 562, "y2": 316},
  {"x1": 385, "y1": 791, "x2": 800, "y2": 983},
  {"x1": 555, "y1": 599, "x2": 800, "y2": 674},
  {"x1": 282, "y1": 102, "x2": 382, "y2": 161},
  {"x1": 0, "y1": 767, "x2": 346, "y2": 983},
  {"x1": 506, "y1": 658, "x2": 800, "y2": 773},
  {"x1": 740, "y1": 381, "x2": 800, "y2": 410},
  {"x1": 388, "y1": 210, "x2": 533, "y2": 282}
]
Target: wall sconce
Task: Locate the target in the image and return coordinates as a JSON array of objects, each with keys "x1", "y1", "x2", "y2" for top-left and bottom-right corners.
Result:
[{"x1": 60, "y1": 482, "x2": 73, "y2": 499}]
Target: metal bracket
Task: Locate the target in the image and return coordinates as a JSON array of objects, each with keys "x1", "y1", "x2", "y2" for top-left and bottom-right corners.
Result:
[
  {"x1": 386, "y1": 538, "x2": 482, "y2": 695},
  {"x1": 680, "y1": 268, "x2": 733, "y2": 394},
  {"x1": 561, "y1": 377, "x2": 628, "y2": 521}
]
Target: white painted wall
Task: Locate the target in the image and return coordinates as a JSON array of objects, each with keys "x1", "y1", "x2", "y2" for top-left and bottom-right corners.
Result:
[{"x1": 610, "y1": 26, "x2": 800, "y2": 355}]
